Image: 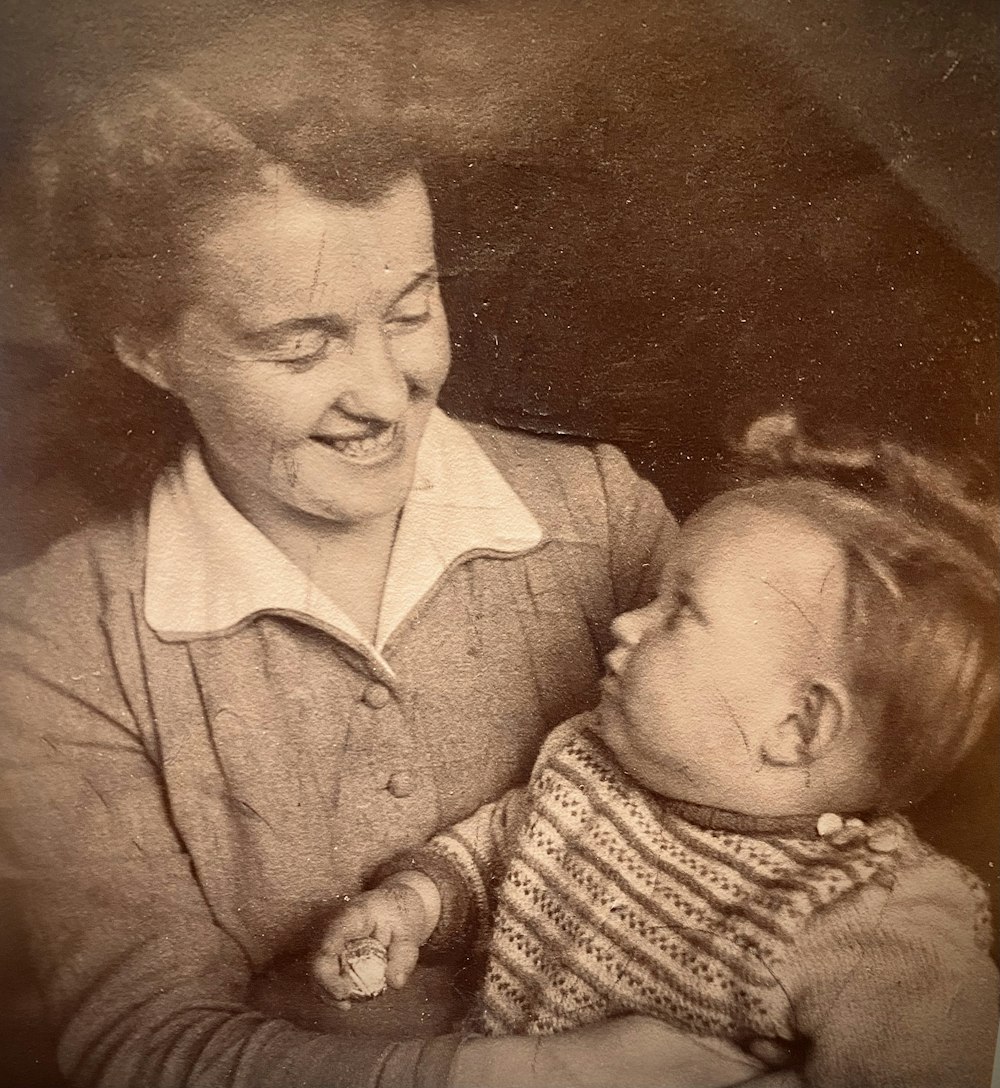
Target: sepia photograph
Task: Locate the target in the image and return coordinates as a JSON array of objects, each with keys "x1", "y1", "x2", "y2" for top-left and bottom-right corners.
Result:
[{"x1": 0, "y1": 2, "x2": 997, "y2": 1086}]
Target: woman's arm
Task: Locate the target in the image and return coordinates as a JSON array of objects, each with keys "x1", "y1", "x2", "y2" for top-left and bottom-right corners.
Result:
[
  {"x1": 0, "y1": 553, "x2": 473, "y2": 1088},
  {"x1": 7, "y1": 558, "x2": 740, "y2": 1088},
  {"x1": 2, "y1": 681, "x2": 767, "y2": 1088},
  {"x1": 779, "y1": 858, "x2": 999, "y2": 1088},
  {"x1": 593, "y1": 443, "x2": 678, "y2": 612}
]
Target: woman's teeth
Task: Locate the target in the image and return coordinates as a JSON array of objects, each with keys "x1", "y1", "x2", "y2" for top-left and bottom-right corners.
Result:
[{"x1": 323, "y1": 424, "x2": 398, "y2": 460}]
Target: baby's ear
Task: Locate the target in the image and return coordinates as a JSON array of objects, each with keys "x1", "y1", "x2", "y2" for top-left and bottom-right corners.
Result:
[{"x1": 761, "y1": 683, "x2": 846, "y2": 767}]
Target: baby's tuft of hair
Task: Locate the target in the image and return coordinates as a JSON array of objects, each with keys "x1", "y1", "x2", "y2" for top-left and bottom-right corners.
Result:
[{"x1": 732, "y1": 411, "x2": 998, "y2": 810}]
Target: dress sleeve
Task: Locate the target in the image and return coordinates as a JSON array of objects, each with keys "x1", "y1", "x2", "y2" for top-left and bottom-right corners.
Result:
[
  {"x1": 0, "y1": 562, "x2": 459, "y2": 1088},
  {"x1": 779, "y1": 855, "x2": 999, "y2": 1088},
  {"x1": 592, "y1": 443, "x2": 677, "y2": 612}
]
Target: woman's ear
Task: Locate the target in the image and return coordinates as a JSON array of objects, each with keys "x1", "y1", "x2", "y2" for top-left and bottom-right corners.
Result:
[
  {"x1": 761, "y1": 682, "x2": 847, "y2": 767},
  {"x1": 113, "y1": 331, "x2": 173, "y2": 393}
]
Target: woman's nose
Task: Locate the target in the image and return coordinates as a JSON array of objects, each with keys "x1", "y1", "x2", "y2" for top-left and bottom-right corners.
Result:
[{"x1": 335, "y1": 328, "x2": 410, "y2": 422}]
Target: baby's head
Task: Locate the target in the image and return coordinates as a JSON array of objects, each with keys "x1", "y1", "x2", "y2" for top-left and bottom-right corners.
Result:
[{"x1": 598, "y1": 414, "x2": 998, "y2": 818}]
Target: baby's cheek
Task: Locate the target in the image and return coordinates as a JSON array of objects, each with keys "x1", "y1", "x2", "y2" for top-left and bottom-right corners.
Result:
[{"x1": 630, "y1": 666, "x2": 675, "y2": 717}]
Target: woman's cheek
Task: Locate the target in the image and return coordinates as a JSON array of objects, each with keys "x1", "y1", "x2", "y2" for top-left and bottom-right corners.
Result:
[{"x1": 397, "y1": 320, "x2": 451, "y2": 391}]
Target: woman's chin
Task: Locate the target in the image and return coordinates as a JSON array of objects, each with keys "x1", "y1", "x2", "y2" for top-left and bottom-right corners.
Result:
[
  {"x1": 287, "y1": 448, "x2": 418, "y2": 526},
  {"x1": 295, "y1": 485, "x2": 412, "y2": 528}
]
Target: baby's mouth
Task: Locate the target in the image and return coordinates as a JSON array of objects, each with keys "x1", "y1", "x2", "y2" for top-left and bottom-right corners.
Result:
[
  {"x1": 311, "y1": 422, "x2": 400, "y2": 462},
  {"x1": 599, "y1": 673, "x2": 622, "y2": 703}
]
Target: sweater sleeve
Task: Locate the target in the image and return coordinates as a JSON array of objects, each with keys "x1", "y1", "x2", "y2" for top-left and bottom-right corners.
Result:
[
  {"x1": 779, "y1": 854, "x2": 999, "y2": 1088},
  {"x1": 0, "y1": 558, "x2": 459, "y2": 1088},
  {"x1": 382, "y1": 718, "x2": 586, "y2": 956},
  {"x1": 592, "y1": 443, "x2": 677, "y2": 612},
  {"x1": 384, "y1": 786, "x2": 533, "y2": 956}
]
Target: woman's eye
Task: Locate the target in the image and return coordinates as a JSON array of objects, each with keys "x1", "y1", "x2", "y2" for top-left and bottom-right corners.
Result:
[
  {"x1": 386, "y1": 281, "x2": 436, "y2": 332},
  {"x1": 261, "y1": 331, "x2": 329, "y2": 366},
  {"x1": 385, "y1": 308, "x2": 431, "y2": 332}
]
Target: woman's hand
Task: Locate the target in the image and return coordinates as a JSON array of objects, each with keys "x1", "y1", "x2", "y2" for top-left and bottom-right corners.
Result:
[
  {"x1": 312, "y1": 873, "x2": 441, "y2": 999},
  {"x1": 449, "y1": 1015, "x2": 773, "y2": 1088}
]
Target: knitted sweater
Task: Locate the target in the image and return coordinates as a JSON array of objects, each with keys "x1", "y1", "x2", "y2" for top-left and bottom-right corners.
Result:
[{"x1": 401, "y1": 716, "x2": 999, "y2": 1088}]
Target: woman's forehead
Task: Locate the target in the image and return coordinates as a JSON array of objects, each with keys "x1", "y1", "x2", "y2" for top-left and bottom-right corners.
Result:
[{"x1": 189, "y1": 169, "x2": 435, "y2": 319}]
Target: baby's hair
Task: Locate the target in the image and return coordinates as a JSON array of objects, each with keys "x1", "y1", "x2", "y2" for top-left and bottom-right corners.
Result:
[{"x1": 731, "y1": 412, "x2": 998, "y2": 810}]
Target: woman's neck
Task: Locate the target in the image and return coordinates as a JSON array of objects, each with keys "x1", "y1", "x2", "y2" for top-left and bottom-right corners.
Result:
[
  {"x1": 256, "y1": 507, "x2": 400, "y2": 643},
  {"x1": 202, "y1": 449, "x2": 402, "y2": 642}
]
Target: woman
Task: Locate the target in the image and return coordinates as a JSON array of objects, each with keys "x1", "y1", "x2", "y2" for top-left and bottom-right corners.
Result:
[{"x1": 0, "y1": 58, "x2": 790, "y2": 1088}]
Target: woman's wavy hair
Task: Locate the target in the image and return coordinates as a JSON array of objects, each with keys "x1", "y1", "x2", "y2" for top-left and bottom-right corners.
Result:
[
  {"x1": 37, "y1": 82, "x2": 424, "y2": 359},
  {"x1": 729, "y1": 413, "x2": 998, "y2": 810},
  {"x1": 29, "y1": 65, "x2": 428, "y2": 505}
]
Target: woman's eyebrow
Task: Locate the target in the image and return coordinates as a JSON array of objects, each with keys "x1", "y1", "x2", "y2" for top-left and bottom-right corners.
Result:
[
  {"x1": 238, "y1": 314, "x2": 351, "y2": 344},
  {"x1": 386, "y1": 265, "x2": 438, "y2": 308}
]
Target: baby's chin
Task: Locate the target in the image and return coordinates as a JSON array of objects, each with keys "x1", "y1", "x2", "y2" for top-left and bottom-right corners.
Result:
[
  {"x1": 594, "y1": 692, "x2": 626, "y2": 746},
  {"x1": 592, "y1": 704, "x2": 649, "y2": 783},
  {"x1": 592, "y1": 704, "x2": 709, "y2": 804}
]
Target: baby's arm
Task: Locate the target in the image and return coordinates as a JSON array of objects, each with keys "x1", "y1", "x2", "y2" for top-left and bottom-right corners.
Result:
[
  {"x1": 781, "y1": 855, "x2": 998, "y2": 1088},
  {"x1": 314, "y1": 718, "x2": 595, "y2": 998},
  {"x1": 313, "y1": 782, "x2": 533, "y2": 998},
  {"x1": 312, "y1": 870, "x2": 442, "y2": 999}
]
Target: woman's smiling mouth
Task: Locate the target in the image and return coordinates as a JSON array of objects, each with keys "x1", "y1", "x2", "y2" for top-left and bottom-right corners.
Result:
[{"x1": 311, "y1": 422, "x2": 402, "y2": 464}]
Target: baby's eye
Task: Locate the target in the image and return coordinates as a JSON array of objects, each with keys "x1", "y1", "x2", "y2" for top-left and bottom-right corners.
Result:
[{"x1": 663, "y1": 591, "x2": 694, "y2": 632}]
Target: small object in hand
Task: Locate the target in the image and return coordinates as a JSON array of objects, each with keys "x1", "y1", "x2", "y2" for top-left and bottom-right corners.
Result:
[
  {"x1": 341, "y1": 937, "x2": 388, "y2": 1000},
  {"x1": 866, "y1": 825, "x2": 901, "y2": 854}
]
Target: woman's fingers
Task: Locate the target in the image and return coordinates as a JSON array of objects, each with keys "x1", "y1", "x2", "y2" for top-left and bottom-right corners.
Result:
[
  {"x1": 450, "y1": 1015, "x2": 769, "y2": 1088},
  {"x1": 537, "y1": 1015, "x2": 766, "y2": 1088}
]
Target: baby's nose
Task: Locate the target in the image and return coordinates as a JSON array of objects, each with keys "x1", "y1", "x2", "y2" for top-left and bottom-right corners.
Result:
[
  {"x1": 611, "y1": 606, "x2": 650, "y2": 649},
  {"x1": 604, "y1": 644, "x2": 630, "y2": 677},
  {"x1": 605, "y1": 607, "x2": 650, "y2": 675}
]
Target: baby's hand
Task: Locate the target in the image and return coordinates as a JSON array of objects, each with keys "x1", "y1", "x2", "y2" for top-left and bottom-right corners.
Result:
[{"x1": 313, "y1": 873, "x2": 440, "y2": 1002}]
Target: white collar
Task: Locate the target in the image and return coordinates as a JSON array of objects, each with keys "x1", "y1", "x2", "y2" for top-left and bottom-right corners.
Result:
[{"x1": 144, "y1": 409, "x2": 544, "y2": 666}]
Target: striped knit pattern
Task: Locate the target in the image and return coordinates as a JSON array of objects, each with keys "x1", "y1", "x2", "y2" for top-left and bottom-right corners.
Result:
[{"x1": 444, "y1": 730, "x2": 921, "y2": 1041}]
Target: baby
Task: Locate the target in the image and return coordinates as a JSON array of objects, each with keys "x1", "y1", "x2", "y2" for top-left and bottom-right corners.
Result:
[{"x1": 315, "y1": 416, "x2": 999, "y2": 1087}]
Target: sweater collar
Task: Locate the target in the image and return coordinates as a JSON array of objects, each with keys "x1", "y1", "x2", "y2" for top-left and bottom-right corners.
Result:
[
  {"x1": 656, "y1": 797, "x2": 834, "y2": 839},
  {"x1": 144, "y1": 409, "x2": 544, "y2": 656}
]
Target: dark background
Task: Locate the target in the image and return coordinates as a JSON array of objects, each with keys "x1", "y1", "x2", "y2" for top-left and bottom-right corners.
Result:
[{"x1": 0, "y1": 2, "x2": 997, "y2": 1085}]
